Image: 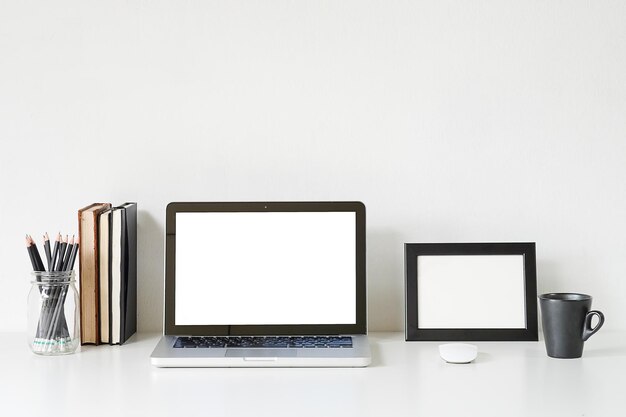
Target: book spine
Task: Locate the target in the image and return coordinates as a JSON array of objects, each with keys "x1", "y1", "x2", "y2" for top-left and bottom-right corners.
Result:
[
  {"x1": 121, "y1": 203, "x2": 137, "y2": 344},
  {"x1": 78, "y1": 210, "x2": 85, "y2": 344},
  {"x1": 92, "y1": 210, "x2": 100, "y2": 345},
  {"x1": 119, "y1": 208, "x2": 128, "y2": 344}
]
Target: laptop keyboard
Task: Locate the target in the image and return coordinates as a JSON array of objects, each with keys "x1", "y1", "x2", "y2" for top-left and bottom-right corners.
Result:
[{"x1": 173, "y1": 336, "x2": 353, "y2": 349}]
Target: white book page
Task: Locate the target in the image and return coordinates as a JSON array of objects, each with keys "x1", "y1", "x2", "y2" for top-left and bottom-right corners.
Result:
[{"x1": 110, "y1": 210, "x2": 122, "y2": 343}]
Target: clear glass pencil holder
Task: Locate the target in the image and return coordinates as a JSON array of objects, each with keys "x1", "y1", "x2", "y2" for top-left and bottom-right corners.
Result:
[{"x1": 27, "y1": 271, "x2": 79, "y2": 355}]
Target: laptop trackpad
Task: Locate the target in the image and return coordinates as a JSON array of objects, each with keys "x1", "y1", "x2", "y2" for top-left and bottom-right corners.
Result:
[{"x1": 226, "y1": 349, "x2": 297, "y2": 358}]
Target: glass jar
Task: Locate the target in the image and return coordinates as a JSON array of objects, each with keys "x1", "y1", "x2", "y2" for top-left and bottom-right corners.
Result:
[{"x1": 27, "y1": 271, "x2": 79, "y2": 355}]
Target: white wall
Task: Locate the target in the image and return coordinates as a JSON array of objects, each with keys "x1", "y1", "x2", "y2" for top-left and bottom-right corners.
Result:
[{"x1": 1, "y1": 0, "x2": 625, "y2": 333}]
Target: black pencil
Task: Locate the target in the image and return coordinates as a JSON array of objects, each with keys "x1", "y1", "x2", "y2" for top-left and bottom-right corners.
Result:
[
  {"x1": 61, "y1": 236, "x2": 74, "y2": 271},
  {"x1": 55, "y1": 235, "x2": 68, "y2": 272},
  {"x1": 68, "y1": 237, "x2": 79, "y2": 271},
  {"x1": 43, "y1": 233, "x2": 52, "y2": 271},
  {"x1": 50, "y1": 232, "x2": 61, "y2": 272},
  {"x1": 26, "y1": 235, "x2": 46, "y2": 341},
  {"x1": 28, "y1": 235, "x2": 46, "y2": 272},
  {"x1": 26, "y1": 235, "x2": 38, "y2": 271}
]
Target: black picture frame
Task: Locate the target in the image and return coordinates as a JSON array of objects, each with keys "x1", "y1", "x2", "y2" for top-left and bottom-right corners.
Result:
[{"x1": 405, "y1": 242, "x2": 538, "y2": 341}]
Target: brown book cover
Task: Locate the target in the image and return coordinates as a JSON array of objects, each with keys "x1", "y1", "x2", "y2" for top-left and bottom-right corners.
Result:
[{"x1": 78, "y1": 202, "x2": 111, "y2": 345}]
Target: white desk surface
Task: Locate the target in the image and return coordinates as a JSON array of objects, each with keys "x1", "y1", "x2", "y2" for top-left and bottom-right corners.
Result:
[{"x1": 2, "y1": 332, "x2": 624, "y2": 417}]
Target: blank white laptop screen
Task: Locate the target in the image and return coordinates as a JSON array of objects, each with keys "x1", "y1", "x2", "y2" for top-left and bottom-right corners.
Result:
[{"x1": 175, "y1": 212, "x2": 356, "y2": 326}]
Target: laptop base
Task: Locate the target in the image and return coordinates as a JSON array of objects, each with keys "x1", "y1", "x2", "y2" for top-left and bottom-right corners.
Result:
[{"x1": 150, "y1": 335, "x2": 371, "y2": 368}]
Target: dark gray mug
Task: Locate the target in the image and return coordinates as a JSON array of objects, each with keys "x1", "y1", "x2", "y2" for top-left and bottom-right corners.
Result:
[{"x1": 539, "y1": 293, "x2": 604, "y2": 358}]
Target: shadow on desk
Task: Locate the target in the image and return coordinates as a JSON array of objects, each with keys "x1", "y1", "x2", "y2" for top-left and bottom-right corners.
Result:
[
  {"x1": 369, "y1": 341, "x2": 382, "y2": 367},
  {"x1": 584, "y1": 346, "x2": 626, "y2": 358},
  {"x1": 475, "y1": 352, "x2": 494, "y2": 363}
]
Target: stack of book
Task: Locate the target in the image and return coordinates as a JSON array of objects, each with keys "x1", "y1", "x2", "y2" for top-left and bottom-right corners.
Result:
[{"x1": 78, "y1": 202, "x2": 137, "y2": 345}]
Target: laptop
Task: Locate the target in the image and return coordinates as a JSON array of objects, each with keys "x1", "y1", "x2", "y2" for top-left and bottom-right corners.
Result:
[{"x1": 150, "y1": 201, "x2": 371, "y2": 367}]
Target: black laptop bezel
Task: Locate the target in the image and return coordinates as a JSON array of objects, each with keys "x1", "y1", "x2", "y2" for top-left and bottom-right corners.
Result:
[{"x1": 164, "y1": 201, "x2": 367, "y2": 336}]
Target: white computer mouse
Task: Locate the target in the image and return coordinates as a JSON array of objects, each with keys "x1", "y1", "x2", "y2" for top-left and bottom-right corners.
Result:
[{"x1": 438, "y1": 343, "x2": 478, "y2": 364}]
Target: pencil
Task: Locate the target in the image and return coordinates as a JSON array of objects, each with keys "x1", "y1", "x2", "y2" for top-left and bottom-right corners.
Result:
[
  {"x1": 25, "y1": 235, "x2": 38, "y2": 271},
  {"x1": 28, "y1": 235, "x2": 45, "y2": 272},
  {"x1": 50, "y1": 232, "x2": 61, "y2": 272},
  {"x1": 27, "y1": 235, "x2": 47, "y2": 344},
  {"x1": 67, "y1": 236, "x2": 79, "y2": 271},
  {"x1": 61, "y1": 236, "x2": 75, "y2": 271},
  {"x1": 43, "y1": 233, "x2": 52, "y2": 271},
  {"x1": 55, "y1": 235, "x2": 68, "y2": 272}
]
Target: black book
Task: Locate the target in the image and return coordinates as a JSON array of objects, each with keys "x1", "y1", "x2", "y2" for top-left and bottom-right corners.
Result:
[{"x1": 109, "y1": 202, "x2": 137, "y2": 345}]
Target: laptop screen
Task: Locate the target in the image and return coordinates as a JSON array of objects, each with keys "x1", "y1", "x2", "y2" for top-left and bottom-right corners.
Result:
[
  {"x1": 164, "y1": 202, "x2": 366, "y2": 336},
  {"x1": 175, "y1": 211, "x2": 356, "y2": 325}
]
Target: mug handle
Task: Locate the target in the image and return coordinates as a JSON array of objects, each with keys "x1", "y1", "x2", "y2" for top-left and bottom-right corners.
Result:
[{"x1": 582, "y1": 310, "x2": 605, "y2": 341}]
